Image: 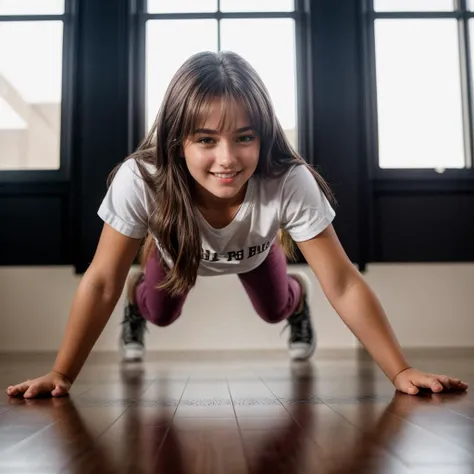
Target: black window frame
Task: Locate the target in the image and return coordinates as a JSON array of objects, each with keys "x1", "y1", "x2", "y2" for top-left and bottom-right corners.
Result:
[
  {"x1": 359, "y1": 0, "x2": 474, "y2": 266},
  {"x1": 5, "y1": 0, "x2": 469, "y2": 272},
  {"x1": 362, "y1": 0, "x2": 474, "y2": 192},
  {"x1": 0, "y1": 0, "x2": 78, "y2": 185}
]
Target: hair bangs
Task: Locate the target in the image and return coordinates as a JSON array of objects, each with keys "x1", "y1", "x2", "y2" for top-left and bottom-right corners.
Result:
[{"x1": 181, "y1": 86, "x2": 266, "y2": 139}]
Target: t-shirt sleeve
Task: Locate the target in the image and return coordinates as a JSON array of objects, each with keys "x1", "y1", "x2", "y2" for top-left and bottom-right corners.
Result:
[
  {"x1": 97, "y1": 159, "x2": 150, "y2": 239},
  {"x1": 280, "y1": 164, "x2": 336, "y2": 242}
]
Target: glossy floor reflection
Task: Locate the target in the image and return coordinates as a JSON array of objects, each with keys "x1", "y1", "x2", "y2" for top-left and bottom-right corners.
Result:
[{"x1": 0, "y1": 351, "x2": 473, "y2": 473}]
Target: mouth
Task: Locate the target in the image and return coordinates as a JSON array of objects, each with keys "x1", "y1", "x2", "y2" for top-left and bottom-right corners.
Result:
[
  {"x1": 210, "y1": 171, "x2": 241, "y2": 178},
  {"x1": 209, "y1": 170, "x2": 242, "y2": 183}
]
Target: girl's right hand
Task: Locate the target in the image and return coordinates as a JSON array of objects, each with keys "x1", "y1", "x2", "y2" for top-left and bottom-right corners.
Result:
[{"x1": 6, "y1": 371, "x2": 71, "y2": 398}]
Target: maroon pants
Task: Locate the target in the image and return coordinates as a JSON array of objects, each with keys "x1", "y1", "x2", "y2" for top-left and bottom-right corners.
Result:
[{"x1": 135, "y1": 243, "x2": 302, "y2": 327}]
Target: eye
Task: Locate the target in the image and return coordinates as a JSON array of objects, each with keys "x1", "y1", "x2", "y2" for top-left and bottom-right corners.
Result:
[
  {"x1": 237, "y1": 135, "x2": 256, "y2": 143},
  {"x1": 198, "y1": 137, "x2": 215, "y2": 145}
]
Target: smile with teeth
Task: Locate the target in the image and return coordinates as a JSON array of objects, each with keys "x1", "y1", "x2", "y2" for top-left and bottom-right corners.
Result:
[{"x1": 212, "y1": 171, "x2": 240, "y2": 178}]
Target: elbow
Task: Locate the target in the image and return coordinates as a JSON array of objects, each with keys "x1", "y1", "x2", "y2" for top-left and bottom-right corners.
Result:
[
  {"x1": 324, "y1": 269, "x2": 364, "y2": 303},
  {"x1": 82, "y1": 266, "x2": 125, "y2": 303}
]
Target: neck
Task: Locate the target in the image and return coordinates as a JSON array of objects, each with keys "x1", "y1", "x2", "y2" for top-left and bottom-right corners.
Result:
[{"x1": 194, "y1": 182, "x2": 248, "y2": 212}]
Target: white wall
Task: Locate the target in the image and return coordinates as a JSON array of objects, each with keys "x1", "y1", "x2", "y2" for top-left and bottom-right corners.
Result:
[{"x1": 0, "y1": 263, "x2": 473, "y2": 353}]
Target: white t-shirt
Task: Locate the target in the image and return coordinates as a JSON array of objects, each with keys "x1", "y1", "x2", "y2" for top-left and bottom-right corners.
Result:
[{"x1": 97, "y1": 159, "x2": 335, "y2": 276}]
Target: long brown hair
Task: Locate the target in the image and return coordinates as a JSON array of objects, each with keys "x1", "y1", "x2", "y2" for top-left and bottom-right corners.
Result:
[{"x1": 108, "y1": 51, "x2": 335, "y2": 296}]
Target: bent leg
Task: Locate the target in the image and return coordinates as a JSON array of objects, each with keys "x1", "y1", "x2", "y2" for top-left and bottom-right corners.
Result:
[
  {"x1": 135, "y1": 249, "x2": 189, "y2": 327},
  {"x1": 238, "y1": 243, "x2": 302, "y2": 324}
]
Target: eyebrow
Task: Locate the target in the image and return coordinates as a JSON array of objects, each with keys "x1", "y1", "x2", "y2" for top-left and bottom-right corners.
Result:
[{"x1": 192, "y1": 126, "x2": 254, "y2": 135}]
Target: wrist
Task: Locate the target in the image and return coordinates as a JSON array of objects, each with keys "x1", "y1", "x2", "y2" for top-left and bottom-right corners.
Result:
[
  {"x1": 51, "y1": 369, "x2": 73, "y2": 385},
  {"x1": 390, "y1": 366, "x2": 412, "y2": 384}
]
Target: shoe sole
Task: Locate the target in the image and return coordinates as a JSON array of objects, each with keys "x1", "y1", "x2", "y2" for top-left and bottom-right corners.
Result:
[
  {"x1": 120, "y1": 343, "x2": 145, "y2": 362},
  {"x1": 289, "y1": 333, "x2": 317, "y2": 361}
]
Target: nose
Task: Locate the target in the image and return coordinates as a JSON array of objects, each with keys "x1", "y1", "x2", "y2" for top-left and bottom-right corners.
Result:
[{"x1": 216, "y1": 140, "x2": 237, "y2": 169}]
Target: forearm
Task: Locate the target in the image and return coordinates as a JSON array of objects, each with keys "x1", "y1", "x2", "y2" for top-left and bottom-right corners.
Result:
[
  {"x1": 330, "y1": 279, "x2": 410, "y2": 382},
  {"x1": 51, "y1": 271, "x2": 122, "y2": 384}
]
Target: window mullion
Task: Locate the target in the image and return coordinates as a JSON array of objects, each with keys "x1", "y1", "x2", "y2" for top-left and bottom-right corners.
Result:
[{"x1": 458, "y1": 3, "x2": 474, "y2": 167}]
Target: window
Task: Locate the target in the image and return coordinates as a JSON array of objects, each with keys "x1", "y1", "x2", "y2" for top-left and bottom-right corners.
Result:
[
  {"x1": 220, "y1": 0, "x2": 294, "y2": 13},
  {"x1": 368, "y1": 1, "x2": 474, "y2": 172},
  {"x1": 145, "y1": 19, "x2": 218, "y2": 133},
  {"x1": 374, "y1": 19, "x2": 464, "y2": 169},
  {"x1": 141, "y1": 0, "x2": 299, "y2": 151},
  {"x1": 147, "y1": 0, "x2": 217, "y2": 14},
  {"x1": 374, "y1": 0, "x2": 454, "y2": 12},
  {"x1": 220, "y1": 19, "x2": 297, "y2": 148},
  {"x1": 0, "y1": 0, "x2": 66, "y2": 171}
]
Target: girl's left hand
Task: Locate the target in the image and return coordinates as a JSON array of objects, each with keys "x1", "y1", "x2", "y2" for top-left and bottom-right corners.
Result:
[{"x1": 393, "y1": 367, "x2": 468, "y2": 395}]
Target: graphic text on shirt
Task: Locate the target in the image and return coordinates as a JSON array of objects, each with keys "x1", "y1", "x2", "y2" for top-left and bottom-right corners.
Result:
[{"x1": 201, "y1": 240, "x2": 271, "y2": 262}]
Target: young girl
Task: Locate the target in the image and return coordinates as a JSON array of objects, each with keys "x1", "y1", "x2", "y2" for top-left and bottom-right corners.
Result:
[{"x1": 7, "y1": 51, "x2": 468, "y2": 399}]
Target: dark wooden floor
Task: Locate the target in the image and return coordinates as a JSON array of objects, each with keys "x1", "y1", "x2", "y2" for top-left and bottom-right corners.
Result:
[{"x1": 0, "y1": 350, "x2": 473, "y2": 474}]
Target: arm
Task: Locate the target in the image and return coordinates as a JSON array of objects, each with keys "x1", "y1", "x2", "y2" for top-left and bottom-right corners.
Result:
[
  {"x1": 7, "y1": 223, "x2": 142, "y2": 397},
  {"x1": 297, "y1": 225, "x2": 468, "y2": 394},
  {"x1": 51, "y1": 223, "x2": 142, "y2": 383}
]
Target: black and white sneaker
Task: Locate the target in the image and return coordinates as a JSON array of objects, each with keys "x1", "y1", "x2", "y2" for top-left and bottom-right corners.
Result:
[
  {"x1": 283, "y1": 273, "x2": 316, "y2": 361},
  {"x1": 120, "y1": 297, "x2": 147, "y2": 362}
]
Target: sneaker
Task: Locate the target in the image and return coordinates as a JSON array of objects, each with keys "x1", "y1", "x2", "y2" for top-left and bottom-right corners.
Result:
[
  {"x1": 283, "y1": 273, "x2": 316, "y2": 361},
  {"x1": 120, "y1": 273, "x2": 147, "y2": 362}
]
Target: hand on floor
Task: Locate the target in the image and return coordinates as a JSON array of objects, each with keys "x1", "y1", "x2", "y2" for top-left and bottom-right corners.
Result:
[
  {"x1": 393, "y1": 367, "x2": 468, "y2": 395},
  {"x1": 6, "y1": 371, "x2": 71, "y2": 399}
]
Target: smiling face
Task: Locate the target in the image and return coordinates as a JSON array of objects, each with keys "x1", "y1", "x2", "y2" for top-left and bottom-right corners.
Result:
[{"x1": 182, "y1": 98, "x2": 260, "y2": 210}]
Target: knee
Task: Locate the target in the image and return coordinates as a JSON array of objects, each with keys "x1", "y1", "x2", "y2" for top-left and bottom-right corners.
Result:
[
  {"x1": 152, "y1": 317, "x2": 177, "y2": 328},
  {"x1": 144, "y1": 305, "x2": 183, "y2": 327},
  {"x1": 257, "y1": 306, "x2": 288, "y2": 324}
]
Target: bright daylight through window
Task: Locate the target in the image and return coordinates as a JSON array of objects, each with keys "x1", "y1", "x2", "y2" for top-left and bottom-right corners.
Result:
[
  {"x1": 373, "y1": 0, "x2": 472, "y2": 170},
  {"x1": 0, "y1": 0, "x2": 64, "y2": 170},
  {"x1": 145, "y1": 0, "x2": 298, "y2": 150}
]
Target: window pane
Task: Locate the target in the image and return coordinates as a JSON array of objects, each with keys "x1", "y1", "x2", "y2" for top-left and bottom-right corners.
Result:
[
  {"x1": 0, "y1": 0, "x2": 64, "y2": 15},
  {"x1": 469, "y1": 21, "x2": 474, "y2": 125},
  {"x1": 374, "y1": 20, "x2": 464, "y2": 169},
  {"x1": 469, "y1": 0, "x2": 474, "y2": 10},
  {"x1": 220, "y1": 19, "x2": 298, "y2": 150},
  {"x1": 220, "y1": 0, "x2": 294, "y2": 12},
  {"x1": 147, "y1": 0, "x2": 217, "y2": 13},
  {"x1": 374, "y1": 0, "x2": 454, "y2": 12},
  {"x1": 146, "y1": 20, "x2": 217, "y2": 131},
  {"x1": 0, "y1": 21, "x2": 63, "y2": 170}
]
